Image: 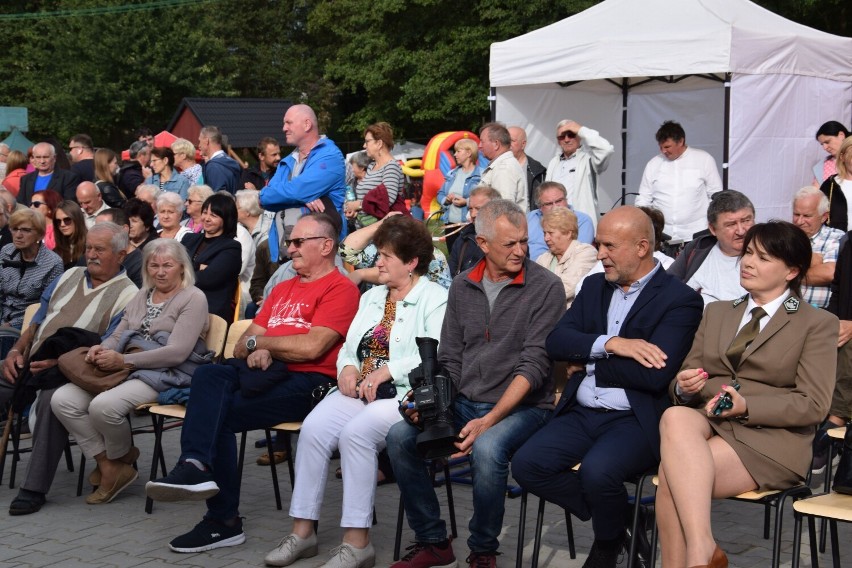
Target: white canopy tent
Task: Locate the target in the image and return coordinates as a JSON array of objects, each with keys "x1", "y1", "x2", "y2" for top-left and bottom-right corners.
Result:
[{"x1": 490, "y1": 0, "x2": 852, "y2": 222}]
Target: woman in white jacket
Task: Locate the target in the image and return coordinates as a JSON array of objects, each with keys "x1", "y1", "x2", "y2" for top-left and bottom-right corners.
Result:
[{"x1": 265, "y1": 215, "x2": 448, "y2": 568}]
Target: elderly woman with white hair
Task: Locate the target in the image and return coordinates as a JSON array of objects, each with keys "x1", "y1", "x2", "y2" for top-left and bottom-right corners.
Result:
[
  {"x1": 172, "y1": 138, "x2": 203, "y2": 186},
  {"x1": 134, "y1": 184, "x2": 161, "y2": 210},
  {"x1": 0, "y1": 209, "x2": 64, "y2": 358},
  {"x1": 236, "y1": 189, "x2": 272, "y2": 249},
  {"x1": 182, "y1": 184, "x2": 214, "y2": 234},
  {"x1": 157, "y1": 191, "x2": 191, "y2": 241},
  {"x1": 52, "y1": 238, "x2": 212, "y2": 505},
  {"x1": 535, "y1": 207, "x2": 597, "y2": 308}
]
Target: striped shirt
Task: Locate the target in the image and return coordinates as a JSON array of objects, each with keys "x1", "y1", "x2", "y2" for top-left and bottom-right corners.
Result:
[{"x1": 355, "y1": 161, "x2": 404, "y2": 205}]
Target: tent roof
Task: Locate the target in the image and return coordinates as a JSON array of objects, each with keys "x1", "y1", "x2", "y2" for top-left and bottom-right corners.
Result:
[
  {"x1": 1, "y1": 129, "x2": 34, "y2": 153},
  {"x1": 490, "y1": 0, "x2": 852, "y2": 87}
]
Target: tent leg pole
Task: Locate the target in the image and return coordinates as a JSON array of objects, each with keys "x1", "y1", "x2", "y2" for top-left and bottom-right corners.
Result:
[
  {"x1": 621, "y1": 78, "x2": 629, "y2": 205},
  {"x1": 723, "y1": 73, "x2": 731, "y2": 190}
]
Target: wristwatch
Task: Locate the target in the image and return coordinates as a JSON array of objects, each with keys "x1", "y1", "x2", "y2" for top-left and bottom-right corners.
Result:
[{"x1": 246, "y1": 335, "x2": 258, "y2": 353}]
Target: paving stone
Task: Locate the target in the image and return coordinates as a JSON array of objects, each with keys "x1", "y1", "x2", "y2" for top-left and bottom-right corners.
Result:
[{"x1": 1, "y1": 412, "x2": 851, "y2": 567}]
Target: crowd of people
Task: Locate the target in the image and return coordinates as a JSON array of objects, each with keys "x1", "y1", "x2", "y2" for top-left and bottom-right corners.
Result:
[{"x1": 0, "y1": 108, "x2": 849, "y2": 568}]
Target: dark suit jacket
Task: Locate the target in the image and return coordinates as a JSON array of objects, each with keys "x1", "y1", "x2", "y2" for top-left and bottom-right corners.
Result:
[
  {"x1": 546, "y1": 267, "x2": 703, "y2": 460},
  {"x1": 181, "y1": 233, "x2": 241, "y2": 323},
  {"x1": 18, "y1": 169, "x2": 81, "y2": 205}
]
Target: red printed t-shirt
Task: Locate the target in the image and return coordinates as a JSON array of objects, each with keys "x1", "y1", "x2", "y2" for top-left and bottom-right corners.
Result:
[{"x1": 253, "y1": 270, "x2": 359, "y2": 377}]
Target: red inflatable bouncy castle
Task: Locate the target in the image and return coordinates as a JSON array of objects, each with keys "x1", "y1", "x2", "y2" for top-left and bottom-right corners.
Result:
[{"x1": 418, "y1": 131, "x2": 481, "y2": 216}]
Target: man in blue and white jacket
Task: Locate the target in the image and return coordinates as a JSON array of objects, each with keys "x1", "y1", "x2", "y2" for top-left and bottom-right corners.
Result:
[{"x1": 259, "y1": 104, "x2": 347, "y2": 262}]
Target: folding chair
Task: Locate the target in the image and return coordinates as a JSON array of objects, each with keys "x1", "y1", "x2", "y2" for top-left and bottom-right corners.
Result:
[
  {"x1": 648, "y1": 476, "x2": 811, "y2": 568},
  {"x1": 393, "y1": 459, "x2": 459, "y2": 561},
  {"x1": 515, "y1": 466, "x2": 655, "y2": 568},
  {"x1": 792, "y1": 491, "x2": 852, "y2": 568},
  {"x1": 0, "y1": 304, "x2": 75, "y2": 489}
]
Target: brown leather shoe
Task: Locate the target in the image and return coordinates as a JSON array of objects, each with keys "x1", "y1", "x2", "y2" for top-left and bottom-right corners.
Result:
[
  {"x1": 688, "y1": 544, "x2": 728, "y2": 568},
  {"x1": 89, "y1": 446, "x2": 140, "y2": 486},
  {"x1": 86, "y1": 463, "x2": 138, "y2": 504},
  {"x1": 256, "y1": 451, "x2": 288, "y2": 466}
]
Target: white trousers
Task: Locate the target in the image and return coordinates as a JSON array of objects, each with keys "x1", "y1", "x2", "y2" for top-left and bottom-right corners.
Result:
[
  {"x1": 51, "y1": 380, "x2": 158, "y2": 460},
  {"x1": 289, "y1": 390, "x2": 402, "y2": 528}
]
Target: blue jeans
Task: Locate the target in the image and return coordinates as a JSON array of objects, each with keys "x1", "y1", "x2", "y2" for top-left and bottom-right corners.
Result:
[
  {"x1": 386, "y1": 396, "x2": 550, "y2": 553},
  {"x1": 179, "y1": 363, "x2": 332, "y2": 521}
]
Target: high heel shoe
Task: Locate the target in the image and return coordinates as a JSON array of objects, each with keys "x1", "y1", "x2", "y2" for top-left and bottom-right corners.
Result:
[{"x1": 688, "y1": 544, "x2": 728, "y2": 568}]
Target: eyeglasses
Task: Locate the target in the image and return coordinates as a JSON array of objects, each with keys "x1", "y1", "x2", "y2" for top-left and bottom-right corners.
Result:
[
  {"x1": 56, "y1": 217, "x2": 74, "y2": 226},
  {"x1": 285, "y1": 236, "x2": 330, "y2": 248},
  {"x1": 31, "y1": 201, "x2": 45, "y2": 208},
  {"x1": 540, "y1": 197, "x2": 567, "y2": 208},
  {"x1": 556, "y1": 131, "x2": 577, "y2": 141},
  {"x1": 363, "y1": 138, "x2": 376, "y2": 144},
  {"x1": 11, "y1": 227, "x2": 34, "y2": 234},
  {"x1": 185, "y1": 199, "x2": 203, "y2": 204},
  {"x1": 69, "y1": 146, "x2": 86, "y2": 152}
]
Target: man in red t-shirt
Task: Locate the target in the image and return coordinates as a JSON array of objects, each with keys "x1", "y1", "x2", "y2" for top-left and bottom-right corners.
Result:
[{"x1": 146, "y1": 213, "x2": 359, "y2": 553}]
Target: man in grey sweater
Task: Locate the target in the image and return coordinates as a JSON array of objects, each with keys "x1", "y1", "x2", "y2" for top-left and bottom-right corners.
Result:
[{"x1": 387, "y1": 200, "x2": 565, "y2": 568}]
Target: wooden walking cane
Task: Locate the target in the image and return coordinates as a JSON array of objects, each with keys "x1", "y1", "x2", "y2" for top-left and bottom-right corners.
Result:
[
  {"x1": 0, "y1": 340, "x2": 33, "y2": 471},
  {"x1": 0, "y1": 406, "x2": 15, "y2": 469}
]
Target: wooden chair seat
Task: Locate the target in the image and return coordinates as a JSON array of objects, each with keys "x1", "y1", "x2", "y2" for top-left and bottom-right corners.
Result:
[
  {"x1": 270, "y1": 422, "x2": 303, "y2": 432},
  {"x1": 148, "y1": 405, "x2": 187, "y2": 420},
  {"x1": 792, "y1": 491, "x2": 852, "y2": 567},
  {"x1": 145, "y1": 317, "x2": 294, "y2": 514},
  {"x1": 794, "y1": 492, "x2": 852, "y2": 522}
]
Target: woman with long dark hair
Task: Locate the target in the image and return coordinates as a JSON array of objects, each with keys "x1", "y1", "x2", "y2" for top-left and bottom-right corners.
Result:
[
  {"x1": 29, "y1": 189, "x2": 62, "y2": 250},
  {"x1": 94, "y1": 148, "x2": 126, "y2": 208},
  {"x1": 53, "y1": 200, "x2": 88, "y2": 270}
]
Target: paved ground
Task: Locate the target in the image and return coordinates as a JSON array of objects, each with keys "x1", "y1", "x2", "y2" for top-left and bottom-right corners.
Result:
[{"x1": 0, "y1": 414, "x2": 849, "y2": 567}]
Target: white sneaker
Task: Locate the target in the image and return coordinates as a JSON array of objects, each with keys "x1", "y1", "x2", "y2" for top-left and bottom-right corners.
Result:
[
  {"x1": 318, "y1": 542, "x2": 376, "y2": 568},
  {"x1": 264, "y1": 533, "x2": 318, "y2": 567}
]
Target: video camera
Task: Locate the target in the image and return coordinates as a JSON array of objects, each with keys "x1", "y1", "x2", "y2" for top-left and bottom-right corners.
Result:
[{"x1": 402, "y1": 337, "x2": 458, "y2": 459}]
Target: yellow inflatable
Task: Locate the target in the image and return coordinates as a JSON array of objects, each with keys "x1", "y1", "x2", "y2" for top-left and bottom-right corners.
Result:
[{"x1": 402, "y1": 158, "x2": 423, "y2": 178}]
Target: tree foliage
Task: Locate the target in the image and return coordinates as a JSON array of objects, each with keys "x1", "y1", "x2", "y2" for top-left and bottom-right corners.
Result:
[
  {"x1": 0, "y1": 0, "x2": 846, "y2": 150},
  {"x1": 308, "y1": 0, "x2": 599, "y2": 139}
]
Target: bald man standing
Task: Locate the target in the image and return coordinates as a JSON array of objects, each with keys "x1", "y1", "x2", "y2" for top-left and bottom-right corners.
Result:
[
  {"x1": 259, "y1": 104, "x2": 348, "y2": 262},
  {"x1": 509, "y1": 126, "x2": 547, "y2": 210},
  {"x1": 513, "y1": 206, "x2": 702, "y2": 568}
]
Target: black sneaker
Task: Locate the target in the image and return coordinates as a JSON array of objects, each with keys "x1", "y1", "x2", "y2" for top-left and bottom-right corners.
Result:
[
  {"x1": 145, "y1": 461, "x2": 219, "y2": 502},
  {"x1": 169, "y1": 517, "x2": 246, "y2": 553}
]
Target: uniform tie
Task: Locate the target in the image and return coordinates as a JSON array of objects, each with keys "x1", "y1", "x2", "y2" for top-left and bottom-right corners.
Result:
[{"x1": 725, "y1": 306, "x2": 767, "y2": 371}]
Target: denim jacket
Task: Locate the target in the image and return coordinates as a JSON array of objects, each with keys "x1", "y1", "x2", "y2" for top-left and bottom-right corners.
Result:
[{"x1": 436, "y1": 165, "x2": 482, "y2": 223}]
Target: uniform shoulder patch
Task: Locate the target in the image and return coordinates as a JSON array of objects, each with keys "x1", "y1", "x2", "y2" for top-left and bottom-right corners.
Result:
[
  {"x1": 732, "y1": 294, "x2": 748, "y2": 307},
  {"x1": 783, "y1": 297, "x2": 800, "y2": 313}
]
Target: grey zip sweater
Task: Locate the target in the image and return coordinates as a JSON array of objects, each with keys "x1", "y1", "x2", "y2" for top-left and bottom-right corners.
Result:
[{"x1": 439, "y1": 258, "x2": 566, "y2": 409}]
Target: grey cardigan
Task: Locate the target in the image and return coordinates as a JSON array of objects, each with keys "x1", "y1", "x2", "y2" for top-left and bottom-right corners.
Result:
[{"x1": 100, "y1": 285, "x2": 210, "y2": 372}]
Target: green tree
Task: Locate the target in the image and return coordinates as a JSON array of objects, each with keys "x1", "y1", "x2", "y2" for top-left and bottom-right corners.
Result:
[
  {"x1": 0, "y1": 0, "x2": 238, "y2": 147},
  {"x1": 307, "y1": 0, "x2": 598, "y2": 142}
]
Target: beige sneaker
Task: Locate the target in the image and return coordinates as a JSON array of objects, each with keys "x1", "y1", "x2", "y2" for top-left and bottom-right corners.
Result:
[
  {"x1": 264, "y1": 533, "x2": 318, "y2": 567},
  {"x1": 318, "y1": 542, "x2": 375, "y2": 568}
]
